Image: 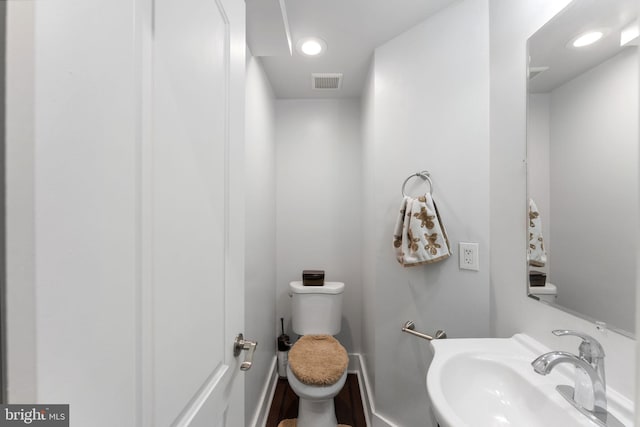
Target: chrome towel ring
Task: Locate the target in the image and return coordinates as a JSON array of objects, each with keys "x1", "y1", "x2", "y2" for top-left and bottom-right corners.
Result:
[{"x1": 401, "y1": 170, "x2": 433, "y2": 197}]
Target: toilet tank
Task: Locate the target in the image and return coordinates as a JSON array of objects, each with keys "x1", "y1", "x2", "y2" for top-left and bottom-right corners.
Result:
[
  {"x1": 529, "y1": 283, "x2": 557, "y2": 303},
  {"x1": 289, "y1": 281, "x2": 344, "y2": 336}
]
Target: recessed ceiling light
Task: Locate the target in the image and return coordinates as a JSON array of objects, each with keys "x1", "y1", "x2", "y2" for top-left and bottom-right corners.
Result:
[
  {"x1": 296, "y1": 37, "x2": 327, "y2": 57},
  {"x1": 620, "y1": 20, "x2": 639, "y2": 46},
  {"x1": 571, "y1": 31, "x2": 604, "y2": 48}
]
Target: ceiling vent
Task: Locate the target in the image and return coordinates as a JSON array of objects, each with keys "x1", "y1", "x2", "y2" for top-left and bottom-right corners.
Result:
[
  {"x1": 312, "y1": 73, "x2": 343, "y2": 90},
  {"x1": 528, "y1": 66, "x2": 549, "y2": 80}
]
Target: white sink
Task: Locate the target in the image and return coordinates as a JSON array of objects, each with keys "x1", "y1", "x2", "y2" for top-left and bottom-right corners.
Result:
[{"x1": 427, "y1": 334, "x2": 634, "y2": 427}]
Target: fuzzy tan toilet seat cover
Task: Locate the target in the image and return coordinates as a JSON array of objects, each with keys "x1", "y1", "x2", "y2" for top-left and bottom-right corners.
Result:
[{"x1": 288, "y1": 335, "x2": 348, "y2": 386}]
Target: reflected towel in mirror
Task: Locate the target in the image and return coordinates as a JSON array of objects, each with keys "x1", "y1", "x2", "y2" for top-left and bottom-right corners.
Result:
[{"x1": 528, "y1": 198, "x2": 547, "y2": 267}]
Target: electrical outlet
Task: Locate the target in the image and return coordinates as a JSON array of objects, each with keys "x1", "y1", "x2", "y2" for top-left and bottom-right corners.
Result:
[{"x1": 459, "y1": 242, "x2": 479, "y2": 271}]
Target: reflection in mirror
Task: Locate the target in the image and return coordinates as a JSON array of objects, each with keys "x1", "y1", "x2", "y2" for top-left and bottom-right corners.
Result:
[{"x1": 526, "y1": 0, "x2": 638, "y2": 336}]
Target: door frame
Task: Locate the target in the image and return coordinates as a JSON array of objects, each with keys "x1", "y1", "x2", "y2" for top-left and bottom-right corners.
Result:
[{"x1": 0, "y1": 0, "x2": 7, "y2": 404}]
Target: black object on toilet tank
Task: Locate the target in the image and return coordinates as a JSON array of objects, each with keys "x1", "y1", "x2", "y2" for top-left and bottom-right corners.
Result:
[
  {"x1": 529, "y1": 271, "x2": 546, "y2": 287},
  {"x1": 302, "y1": 270, "x2": 325, "y2": 286}
]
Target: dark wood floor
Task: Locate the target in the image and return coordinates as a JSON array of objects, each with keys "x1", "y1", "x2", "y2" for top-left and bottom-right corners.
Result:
[{"x1": 265, "y1": 373, "x2": 367, "y2": 427}]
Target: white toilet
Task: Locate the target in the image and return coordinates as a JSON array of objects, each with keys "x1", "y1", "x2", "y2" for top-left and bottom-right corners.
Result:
[
  {"x1": 287, "y1": 281, "x2": 348, "y2": 427},
  {"x1": 529, "y1": 282, "x2": 557, "y2": 303}
]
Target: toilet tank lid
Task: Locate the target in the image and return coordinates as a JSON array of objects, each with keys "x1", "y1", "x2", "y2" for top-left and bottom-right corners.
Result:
[
  {"x1": 529, "y1": 283, "x2": 556, "y2": 294},
  {"x1": 289, "y1": 281, "x2": 344, "y2": 294}
]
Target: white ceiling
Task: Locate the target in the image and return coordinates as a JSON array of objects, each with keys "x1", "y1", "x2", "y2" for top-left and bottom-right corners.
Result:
[
  {"x1": 528, "y1": 0, "x2": 638, "y2": 93},
  {"x1": 246, "y1": 0, "x2": 459, "y2": 99}
]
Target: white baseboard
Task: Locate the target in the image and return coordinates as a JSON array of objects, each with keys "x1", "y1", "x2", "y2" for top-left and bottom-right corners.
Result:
[{"x1": 250, "y1": 355, "x2": 279, "y2": 427}]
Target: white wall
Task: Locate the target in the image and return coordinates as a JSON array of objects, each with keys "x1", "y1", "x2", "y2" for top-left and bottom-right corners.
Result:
[
  {"x1": 549, "y1": 49, "x2": 638, "y2": 333},
  {"x1": 244, "y1": 52, "x2": 277, "y2": 425},
  {"x1": 361, "y1": 0, "x2": 491, "y2": 425},
  {"x1": 637, "y1": 12, "x2": 640, "y2": 424},
  {"x1": 360, "y1": 64, "x2": 377, "y2": 395},
  {"x1": 489, "y1": 0, "x2": 636, "y2": 402},
  {"x1": 275, "y1": 99, "x2": 363, "y2": 353}
]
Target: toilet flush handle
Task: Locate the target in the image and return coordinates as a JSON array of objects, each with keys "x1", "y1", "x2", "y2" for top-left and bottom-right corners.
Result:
[{"x1": 234, "y1": 333, "x2": 258, "y2": 371}]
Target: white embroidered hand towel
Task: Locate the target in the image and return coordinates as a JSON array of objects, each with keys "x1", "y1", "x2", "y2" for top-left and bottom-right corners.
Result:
[{"x1": 393, "y1": 194, "x2": 451, "y2": 267}]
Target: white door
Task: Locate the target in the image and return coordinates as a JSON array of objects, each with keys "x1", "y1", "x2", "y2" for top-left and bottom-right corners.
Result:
[
  {"x1": 6, "y1": 0, "x2": 246, "y2": 424},
  {"x1": 148, "y1": 0, "x2": 247, "y2": 426}
]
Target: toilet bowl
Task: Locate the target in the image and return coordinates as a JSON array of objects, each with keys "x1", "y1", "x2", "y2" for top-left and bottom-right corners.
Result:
[
  {"x1": 288, "y1": 281, "x2": 347, "y2": 427},
  {"x1": 286, "y1": 365, "x2": 347, "y2": 427}
]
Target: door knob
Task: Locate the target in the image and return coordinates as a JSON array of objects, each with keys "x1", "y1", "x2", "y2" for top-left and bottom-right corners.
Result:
[{"x1": 234, "y1": 333, "x2": 258, "y2": 371}]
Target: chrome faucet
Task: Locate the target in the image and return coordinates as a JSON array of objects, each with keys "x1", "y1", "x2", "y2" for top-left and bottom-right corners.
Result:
[
  {"x1": 532, "y1": 350, "x2": 607, "y2": 412},
  {"x1": 553, "y1": 329, "x2": 606, "y2": 387},
  {"x1": 531, "y1": 330, "x2": 624, "y2": 427},
  {"x1": 532, "y1": 330, "x2": 606, "y2": 412}
]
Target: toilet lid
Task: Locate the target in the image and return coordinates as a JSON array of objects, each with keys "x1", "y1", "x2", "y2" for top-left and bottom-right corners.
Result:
[{"x1": 288, "y1": 335, "x2": 348, "y2": 386}]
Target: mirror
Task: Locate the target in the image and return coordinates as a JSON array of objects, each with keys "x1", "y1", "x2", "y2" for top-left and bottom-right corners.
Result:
[{"x1": 526, "y1": 0, "x2": 638, "y2": 337}]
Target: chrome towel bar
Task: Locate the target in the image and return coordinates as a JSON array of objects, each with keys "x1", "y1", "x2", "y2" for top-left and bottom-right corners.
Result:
[{"x1": 401, "y1": 320, "x2": 447, "y2": 341}]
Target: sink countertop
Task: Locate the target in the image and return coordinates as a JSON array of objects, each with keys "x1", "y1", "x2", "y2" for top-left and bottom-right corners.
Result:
[{"x1": 427, "y1": 334, "x2": 634, "y2": 427}]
